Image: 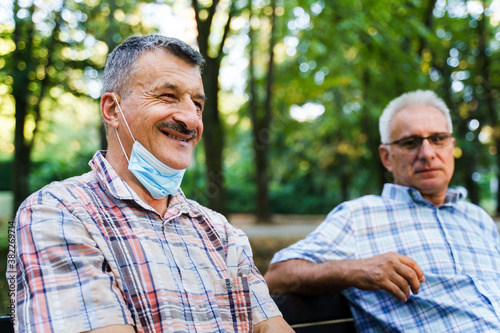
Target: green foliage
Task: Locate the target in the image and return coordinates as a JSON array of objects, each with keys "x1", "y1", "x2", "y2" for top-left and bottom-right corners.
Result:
[
  {"x1": 236, "y1": 0, "x2": 500, "y2": 212},
  {"x1": 1, "y1": 0, "x2": 158, "y2": 212},
  {"x1": 29, "y1": 152, "x2": 96, "y2": 194},
  {"x1": 1, "y1": 0, "x2": 500, "y2": 214}
]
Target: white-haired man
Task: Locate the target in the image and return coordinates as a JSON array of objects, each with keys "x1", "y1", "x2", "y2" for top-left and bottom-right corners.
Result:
[{"x1": 265, "y1": 90, "x2": 500, "y2": 332}]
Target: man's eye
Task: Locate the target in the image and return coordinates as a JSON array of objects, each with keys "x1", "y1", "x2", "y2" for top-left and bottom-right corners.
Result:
[
  {"x1": 194, "y1": 102, "x2": 204, "y2": 112},
  {"x1": 432, "y1": 135, "x2": 446, "y2": 143},
  {"x1": 400, "y1": 138, "x2": 418, "y2": 147}
]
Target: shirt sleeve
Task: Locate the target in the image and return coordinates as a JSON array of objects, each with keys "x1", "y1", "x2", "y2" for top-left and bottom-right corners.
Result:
[
  {"x1": 15, "y1": 195, "x2": 134, "y2": 332},
  {"x1": 204, "y1": 210, "x2": 281, "y2": 326},
  {"x1": 270, "y1": 203, "x2": 357, "y2": 264}
]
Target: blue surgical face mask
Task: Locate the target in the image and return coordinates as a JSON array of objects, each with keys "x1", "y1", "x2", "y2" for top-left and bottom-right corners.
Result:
[{"x1": 112, "y1": 93, "x2": 186, "y2": 199}]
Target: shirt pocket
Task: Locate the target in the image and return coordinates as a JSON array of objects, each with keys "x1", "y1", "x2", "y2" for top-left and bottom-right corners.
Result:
[{"x1": 214, "y1": 276, "x2": 253, "y2": 332}]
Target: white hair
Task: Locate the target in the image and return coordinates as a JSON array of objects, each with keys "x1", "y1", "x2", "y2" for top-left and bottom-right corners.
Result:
[{"x1": 379, "y1": 90, "x2": 453, "y2": 144}]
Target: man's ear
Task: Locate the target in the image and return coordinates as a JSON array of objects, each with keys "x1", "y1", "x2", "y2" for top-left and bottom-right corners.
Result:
[
  {"x1": 101, "y1": 92, "x2": 120, "y2": 129},
  {"x1": 379, "y1": 144, "x2": 393, "y2": 172}
]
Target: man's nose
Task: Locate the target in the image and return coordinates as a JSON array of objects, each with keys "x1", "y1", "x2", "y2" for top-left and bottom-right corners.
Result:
[
  {"x1": 172, "y1": 98, "x2": 201, "y2": 130},
  {"x1": 417, "y1": 138, "x2": 436, "y2": 160}
]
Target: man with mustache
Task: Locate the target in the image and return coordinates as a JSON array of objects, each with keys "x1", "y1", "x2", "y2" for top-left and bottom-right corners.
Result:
[
  {"x1": 265, "y1": 90, "x2": 500, "y2": 332},
  {"x1": 13, "y1": 35, "x2": 292, "y2": 333}
]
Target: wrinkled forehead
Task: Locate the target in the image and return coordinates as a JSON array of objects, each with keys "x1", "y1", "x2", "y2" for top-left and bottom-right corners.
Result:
[
  {"x1": 128, "y1": 49, "x2": 203, "y2": 91},
  {"x1": 390, "y1": 105, "x2": 450, "y2": 137}
]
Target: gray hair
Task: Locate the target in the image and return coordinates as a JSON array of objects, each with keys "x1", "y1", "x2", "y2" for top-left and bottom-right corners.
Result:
[
  {"x1": 379, "y1": 90, "x2": 453, "y2": 144},
  {"x1": 102, "y1": 34, "x2": 205, "y2": 97}
]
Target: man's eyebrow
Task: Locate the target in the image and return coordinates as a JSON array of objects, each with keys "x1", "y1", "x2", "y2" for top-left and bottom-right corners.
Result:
[
  {"x1": 159, "y1": 82, "x2": 206, "y2": 102},
  {"x1": 196, "y1": 94, "x2": 207, "y2": 102},
  {"x1": 160, "y1": 82, "x2": 177, "y2": 90}
]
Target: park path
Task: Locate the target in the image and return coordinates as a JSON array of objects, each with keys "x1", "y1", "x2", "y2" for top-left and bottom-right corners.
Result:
[{"x1": 228, "y1": 214, "x2": 325, "y2": 238}]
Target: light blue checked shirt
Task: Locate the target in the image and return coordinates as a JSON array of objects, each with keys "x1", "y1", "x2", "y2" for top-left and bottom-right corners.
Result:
[{"x1": 271, "y1": 183, "x2": 500, "y2": 332}]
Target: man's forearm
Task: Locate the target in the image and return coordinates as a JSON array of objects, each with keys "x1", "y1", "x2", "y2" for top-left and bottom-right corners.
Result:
[
  {"x1": 264, "y1": 259, "x2": 350, "y2": 295},
  {"x1": 265, "y1": 253, "x2": 424, "y2": 302}
]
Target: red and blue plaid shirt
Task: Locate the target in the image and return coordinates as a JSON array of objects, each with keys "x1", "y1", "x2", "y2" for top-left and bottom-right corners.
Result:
[{"x1": 14, "y1": 151, "x2": 280, "y2": 332}]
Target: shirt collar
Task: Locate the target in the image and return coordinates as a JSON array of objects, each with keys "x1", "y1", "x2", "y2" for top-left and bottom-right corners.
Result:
[
  {"x1": 381, "y1": 183, "x2": 466, "y2": 206},
  {"x1": 89, "y1": 151, "x2": 197, "y2": 216}
]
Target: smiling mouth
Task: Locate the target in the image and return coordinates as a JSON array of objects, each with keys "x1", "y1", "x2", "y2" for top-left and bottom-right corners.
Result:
[
  {"x1": 165, "y1": 132, "x2": 189, "y2": 142},
  {"x1": 158, "y1": 122, "x2": 197, "y2": 142}
]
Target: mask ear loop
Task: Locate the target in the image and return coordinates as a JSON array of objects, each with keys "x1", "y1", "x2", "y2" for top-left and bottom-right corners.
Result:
[{"x1": 111, "y1": 92, "x2": 135, "y2": 163}]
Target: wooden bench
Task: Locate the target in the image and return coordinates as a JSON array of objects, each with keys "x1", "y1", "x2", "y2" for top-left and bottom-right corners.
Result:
[{"x1": 271, "y1": 293, "x2": 356, "y2": 332}]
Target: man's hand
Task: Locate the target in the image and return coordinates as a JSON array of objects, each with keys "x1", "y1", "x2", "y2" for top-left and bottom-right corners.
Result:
[
  {"x1": 344, "y1": 252, "x2": 425, "y2": 302},
  {"x1": 265, "y1": 253, "x2": 425, "y2": 302},
  {"x1": 254, "y1": 315, "x2": 295, "y2": 332}
]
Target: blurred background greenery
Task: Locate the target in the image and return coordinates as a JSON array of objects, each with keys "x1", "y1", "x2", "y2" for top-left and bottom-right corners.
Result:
[{"x1": 1, "y1": 0, "x2": 500, "y2": 316}]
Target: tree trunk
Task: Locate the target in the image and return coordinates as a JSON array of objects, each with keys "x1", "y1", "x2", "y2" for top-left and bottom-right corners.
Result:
[
  {"x1": 12, "y1": 3, "x2": 35, "y2": 213},
  {"x1": 248, "y1": 0, "x2": 275, "y2": 223},
  {"x1": 192, "y1": 0, "x2": 233, "y2": 215},
  {"x1": 201, "y1": 59, "x2": 226, "y2": 215}
]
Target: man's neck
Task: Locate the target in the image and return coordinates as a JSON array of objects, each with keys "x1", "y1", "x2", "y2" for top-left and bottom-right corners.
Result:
[
  {"x1": 105, "y1": 148, "x2": 169, "y2": 217},
  {"x1": 421, "y1": 191, "x2": 447, "y2": 207}
]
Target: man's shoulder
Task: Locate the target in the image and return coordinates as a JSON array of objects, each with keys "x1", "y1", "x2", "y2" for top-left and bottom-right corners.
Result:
[
  {"x1": 328, "y1": 193, "x2": 408, "y2": 221},
  {"x1": 184, "y1": 198, "x2": 229, "y2": 224},
  {"x1": 21, "y1": 171, "x2": 96, "y2": 207},
  {"x1": 453, "y1": 198, "x2": 494, "y2": 220},
  {"x1": 339, "y1": 194, "x2": 388, "y2": 209},
  {"x1": 182, "y1": 198, "x2": 246, "y2": 237}
]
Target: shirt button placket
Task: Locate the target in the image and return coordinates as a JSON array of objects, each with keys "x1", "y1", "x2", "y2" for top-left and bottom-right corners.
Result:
[{"x1": 437, "y1": 207, "x2": 461, "y2": 275}]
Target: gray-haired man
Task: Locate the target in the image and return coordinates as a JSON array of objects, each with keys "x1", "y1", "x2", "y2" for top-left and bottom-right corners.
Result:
[{"x1": 14, "y1": 35, "x2": 292, "y2": 333}]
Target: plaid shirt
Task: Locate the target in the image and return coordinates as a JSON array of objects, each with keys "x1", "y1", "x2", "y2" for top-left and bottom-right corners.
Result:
[
  {"x1": 14, "y1": 151, "x2": 280, "y2": 333},
  {"x1": 271, "y1": 184, "x2": 500, "y2": 332}
]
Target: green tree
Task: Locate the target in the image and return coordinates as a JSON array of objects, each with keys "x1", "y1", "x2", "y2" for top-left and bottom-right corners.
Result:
[
  {"x1": 192, "y1": 0, "x2": 239, "y2": 216},
  {"x1": 248, "y1": 0, "x2": 277, "y2": 223},
  {"x1": 3, "y1": 0, "x2": 155, "y2": 214}
]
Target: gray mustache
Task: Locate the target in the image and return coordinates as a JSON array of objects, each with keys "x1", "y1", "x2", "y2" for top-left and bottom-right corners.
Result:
[{"x1": 159, "y1": 122, "x2": 197, "y2": 138}]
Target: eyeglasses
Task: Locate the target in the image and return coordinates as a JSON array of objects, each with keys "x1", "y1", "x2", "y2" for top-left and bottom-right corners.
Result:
[{"x1": 385, "y1": 133, "x2": 453, "y2": 151}]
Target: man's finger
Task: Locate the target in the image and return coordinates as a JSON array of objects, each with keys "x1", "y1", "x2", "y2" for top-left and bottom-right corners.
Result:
[
  {"x1": 388, "y1": 272, "x2": 412, "y2": 301},
  {"x1": 394, "y1": 263, "x2": 421, "y2": 295},
  {"x1": 398, "y1": 254, "x2": 425, "y2": 283},
  {"x1": 384, "y1": 279, "x2": 410, "y2": 302}
]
